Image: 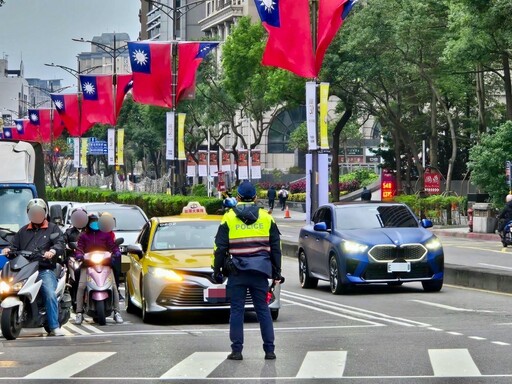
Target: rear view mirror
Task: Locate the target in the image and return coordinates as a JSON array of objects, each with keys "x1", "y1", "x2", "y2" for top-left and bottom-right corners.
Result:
[
  {"x1": 115, "y1": 237, "x2": 125, "y2": 246},
  {"x1": 127, "y1": 244, "x2": 143, "y2": 259},
  {"x1": 313, "y1": 222, "x2": 328, "y2": 232},
  {"x1": 421, "y1": 219, "x2": 433, "y2": 228},
  {"x1": 49, "y1": 204, "x2": 63, "y2": 226}
]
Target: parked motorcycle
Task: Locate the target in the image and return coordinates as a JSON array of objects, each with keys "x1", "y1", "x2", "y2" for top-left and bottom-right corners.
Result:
[
  {"x1": 70, "y1": 238, "x2": 123, "y2": 326},
  {"x1": 0, "y1": 232, "x2": 71, "y2": 340}
]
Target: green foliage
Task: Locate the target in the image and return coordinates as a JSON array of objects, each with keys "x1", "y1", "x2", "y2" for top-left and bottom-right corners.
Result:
[
  {"x1": 191, "y1": 184, "x2": 208, "y2": 197},
  {"x1": 394, "y1": 194, "x2": 465, "y2": 223},
  {"x1": 339, "y1": 169, "x2": 379, "y2": 187},
  {"x1": 468, "y1": 121, "x2": 512, "y2": 204},
  {"x1": 46, "y1": 188, "x2": 223, "y2": 217}
]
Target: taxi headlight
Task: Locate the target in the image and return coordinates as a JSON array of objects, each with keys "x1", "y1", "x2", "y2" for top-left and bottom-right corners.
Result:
[
  {"x1": 425, "y1": 237, "x2": 442, "y2": 251},
  {"x1": 343, "y1": 240, "x2": 368, "y2": 253},
  {"x1": 149, "y1": 267, "x2": 183, "y2": 281},
  {"x1": 90, "y1": 253, "x2": 105, "y2": 264},
  {"x1": 0, "y1": 280, "x2": 11, "y2": 294}
]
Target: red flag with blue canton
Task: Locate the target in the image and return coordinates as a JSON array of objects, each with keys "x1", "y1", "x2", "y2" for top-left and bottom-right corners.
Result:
[
  {"x1": 51, "y1": 109, "x2": 65, "y2": 140},
  {"x1": 316, "y1": 0, "x2": 358, "y2": 74},
  {"x1": 177, "y1": 42, "x2": 218, "y2": 102},
  {"x1": 51, "y1": 93, "x2": 84, "y2": 136},
  {"x1": 27, "y1": 109, "x2": 52, "y2": 142},
  {"x1": 2, "y1": 127, "x2": 17, "y2": 140},
  {"x1": 80, "y1": 74, "x2": 115, "y2": 127},
  {"x1": 14, "y1": 119, "x2": 33, "y2": 140},
  {"x1": 254, "y1": 0, "x2": 315, "y2": 78},
  {"x1": 115, "y1": 74, "x2": 133, "y2": 118},
  {"x1": 128, "y1": 41, "x2": 172, "y2": 108}
]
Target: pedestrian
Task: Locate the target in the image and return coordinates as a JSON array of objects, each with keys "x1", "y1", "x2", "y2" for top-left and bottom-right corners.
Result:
[
  {"x1": 213, "y1": 180, "x2": 282, "y2": 361},
  {"x1": 361, "y1": 186, "x2": 372, "y2": 201},
  {"x1": 1, "y1": 199, "x2": 66, "y2": 336},
  {"x1": 278, "y1": 185, "x2": 289, "y2": 211},
  {"x1": 267, "y1": 185, "x2": 277, "y2": 210}
]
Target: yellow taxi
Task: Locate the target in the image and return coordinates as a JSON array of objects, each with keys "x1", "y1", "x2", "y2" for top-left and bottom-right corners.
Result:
[{"x1": 125, "y1": 202, "x2": 281, "y2": 323}]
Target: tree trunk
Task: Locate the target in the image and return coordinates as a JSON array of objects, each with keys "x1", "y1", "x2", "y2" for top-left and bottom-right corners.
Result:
[
  {"x1": 476, "y1": 63, "x2": 487, "y2": 133},
  {"x1": 430, "y1": 92, "x2": 438, "y2": 168},
  {"x1": 330, "y1": 106, "x2": 353, "y2": 202},
  {"x1": 503, "y1": 53, "x2": 512, "y2": 121}
]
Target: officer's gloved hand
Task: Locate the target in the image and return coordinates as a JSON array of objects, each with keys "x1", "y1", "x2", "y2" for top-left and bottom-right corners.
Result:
[
  {"x1": 212, "y1": 269, "x2": 223, "y2": 284},
  {"x1": 273, "y1": 272, "x2": 284, "y2": 284}
]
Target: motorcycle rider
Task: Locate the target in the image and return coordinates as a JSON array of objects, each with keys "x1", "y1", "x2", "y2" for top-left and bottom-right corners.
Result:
[
  {"x1": 98, "y1": 211, "x2": 123, "y2": 299},
  {"x1": 1, "y1": 198, "x2": 66, "y2": 336},
  {"x1": 74, "y1": 213, "x2": 123, "y2": 325},
  {"x1": 498, "y1": 194, "x2": 512, "y2": 235}
]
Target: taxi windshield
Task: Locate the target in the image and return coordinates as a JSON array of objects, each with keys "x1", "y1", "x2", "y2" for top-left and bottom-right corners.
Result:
[{"x1": 152, "y1": 221, "x2": 220, "y2": 250}]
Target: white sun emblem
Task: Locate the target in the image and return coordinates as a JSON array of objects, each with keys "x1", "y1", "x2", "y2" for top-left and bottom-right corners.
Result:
[
  {"x1": 54, "y1": 100, "x2": 64, "y2": 110},
  {"x1": 16, "y1": 124, "x2": 22, "y2": 130},
  {"x1": 83, "y1": 82, "x2": 96, "y2": 95},
  {"x1": 4, "y1": 131, "x2": 10, "y2": 137},
  {"x1": 30, "y1": 113, "x2": 38, "y2": 122},
  {"x1": 133, "y1": 49, "x2": 148, "y2": 66},
  {"x1": 260, "y1": 0, "x2": 276, "y2": 12}
]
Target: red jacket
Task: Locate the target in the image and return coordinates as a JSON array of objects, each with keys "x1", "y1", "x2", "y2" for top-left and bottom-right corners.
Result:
[{"x1": 76, "y1": 229, "x2": 120, "y2": 260}]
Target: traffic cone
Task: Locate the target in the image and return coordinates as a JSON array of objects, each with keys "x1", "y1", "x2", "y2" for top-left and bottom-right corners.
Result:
[{"x1": 284, "y1": 205, "x2": 291, "y2": 219}]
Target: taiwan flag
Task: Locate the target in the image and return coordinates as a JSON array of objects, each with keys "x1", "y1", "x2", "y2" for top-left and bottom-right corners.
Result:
[
  {"x1": 177, "y1": 42, "x2": 218, "y2": 102},
  {"x1": 14, "y1": 119, "x2": 33, "y2": 140},
  {"x1": 52, "y1": 109, "x2": 66, "y2": 140},
  {"x1": 80, "y1": 74, "x2": 115, "y2": 128},
  {"x1": 2, "y1": 127, "x2": 16, "y2": 140},
  {"x1": 28, "y1": 109, "x2": 52, "y2": 142},
  {"x1": 51, "y1": 93, "x2": 84, "y2": 136},
  {"x1": 128, "y1": 41, "x2": 172, "y2": 108},
  {"x1": 316, "y1": 0, "x2": 358, "y2": 74},
  {"x1": 254, "y1": 0, "x2": 315, "y2": 78},
  {"x1": 115, "y1": 74, "x2": 133, "y2": 119}
]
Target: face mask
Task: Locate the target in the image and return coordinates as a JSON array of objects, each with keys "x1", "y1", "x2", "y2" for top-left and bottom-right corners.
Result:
[{"x1": 89, "y1": 221, "x2": 100, "y2": 231}]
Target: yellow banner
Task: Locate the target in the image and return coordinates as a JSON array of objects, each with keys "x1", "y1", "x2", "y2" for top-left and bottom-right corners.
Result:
[
  {"x1": 178, "y1": 113, "x2": 186, "y2": 160},
  {"x1": 319, "y1": 82, "x2": 329, "y2": 150},
  {"x1": 81, "y1": 138, "x2": 88, "y2": 168},
  {"x1": 116, "y1": 128, "x2": 124, "y2": 166}
]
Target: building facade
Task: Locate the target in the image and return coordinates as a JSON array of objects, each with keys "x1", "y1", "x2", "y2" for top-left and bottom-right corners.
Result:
[
  {"x1": 0, "y1": 57, "x2": 29, "y2": 124},
  {"x1": 77, "y1": 33, "x2": 132, "y2": 75}
]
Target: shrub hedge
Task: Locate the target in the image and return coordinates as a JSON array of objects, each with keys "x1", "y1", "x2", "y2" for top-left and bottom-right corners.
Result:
[{"x1": 47, "y1": 187, "x2": 224, "y2": 218}]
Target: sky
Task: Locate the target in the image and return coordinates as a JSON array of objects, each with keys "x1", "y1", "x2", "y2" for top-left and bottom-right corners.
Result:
[{"x1": 0, "y1": 0, "x2": 141, "y2": 87}]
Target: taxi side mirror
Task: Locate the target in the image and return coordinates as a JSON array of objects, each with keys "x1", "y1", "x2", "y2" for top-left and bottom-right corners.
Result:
[{"x1": 127, "y1": 244, "x2": 143, "y2": 260}]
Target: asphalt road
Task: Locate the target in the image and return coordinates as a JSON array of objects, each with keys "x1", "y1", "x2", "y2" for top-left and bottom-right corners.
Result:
[{"x1": 2, "y1": 250, "x2": 512, "y2": 383}]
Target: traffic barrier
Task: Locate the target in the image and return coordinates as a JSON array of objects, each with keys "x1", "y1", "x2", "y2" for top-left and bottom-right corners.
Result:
[{"x1": 284, "y1": 206, "x2": 291, "y2": 219}]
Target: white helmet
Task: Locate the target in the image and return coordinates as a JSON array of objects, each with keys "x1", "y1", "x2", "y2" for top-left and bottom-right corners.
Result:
[
  {"x1": 26, "y1": 198, "x2": 48, "y2": 214},
  {"x1": 506, "y1": 194, "x2": 512, "y2": 203}
]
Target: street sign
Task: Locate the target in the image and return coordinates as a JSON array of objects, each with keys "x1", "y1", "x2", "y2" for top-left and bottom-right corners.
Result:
[
  {"x1": 88, "y1": 140, "x2": 108, "y2": 156},
  {"x1": 381, "y1": 170, "x2": 397, "y2": 201},
  {"x1": 424, "y1": 168, "x2": 441, "y2": 195},
  {"x1": 506, "y1": 161, "x2": 511, "y2": 188}
]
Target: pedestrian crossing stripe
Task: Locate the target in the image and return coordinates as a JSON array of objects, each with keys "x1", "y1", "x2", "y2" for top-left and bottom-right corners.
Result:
[{"x1": 16, "y1": 349, "x2": 487, "y2": 379}]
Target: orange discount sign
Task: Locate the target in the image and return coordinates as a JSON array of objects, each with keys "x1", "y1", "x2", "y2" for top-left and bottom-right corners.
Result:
[{"x1": 381, "y1": 171, "x2": 396, "y2": 201}]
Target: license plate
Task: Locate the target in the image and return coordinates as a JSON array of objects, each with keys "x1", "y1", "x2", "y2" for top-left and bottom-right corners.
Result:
[{"x1": 387, "y1": 262, "x2": 411, "y2": 273}]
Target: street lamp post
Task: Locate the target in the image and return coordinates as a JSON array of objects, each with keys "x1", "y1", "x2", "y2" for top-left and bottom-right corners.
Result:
[{"x1": 73, "y1": 35, "x2": 128, "y2": 191}]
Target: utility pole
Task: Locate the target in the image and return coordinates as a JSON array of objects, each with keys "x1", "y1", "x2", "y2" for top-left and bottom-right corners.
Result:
[{"x1": 310, "y1": 0, "x2": 320, "y2": 220}]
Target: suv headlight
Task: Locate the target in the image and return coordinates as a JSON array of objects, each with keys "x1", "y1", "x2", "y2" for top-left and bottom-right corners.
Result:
[
  {"x1": 149, "y1": 267, "x2": 183, "y2": 281},
  {"x1": 343, "y1": 240, "x2": 368, "y2": 253},
  {"x1": 425, "y1": 237, "x2": 442, "y2": 250}
]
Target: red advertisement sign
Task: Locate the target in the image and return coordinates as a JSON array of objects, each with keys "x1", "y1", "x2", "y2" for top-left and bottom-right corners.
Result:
[
  {"x1": 381, "y1": 170, "x2": 397, "y2": 201},
  {"x1": 424, "y1": 168, "x2": 441, "y2": 195}
]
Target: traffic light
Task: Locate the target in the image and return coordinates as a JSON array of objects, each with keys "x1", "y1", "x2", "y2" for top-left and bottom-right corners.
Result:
[{"x1": 54, "y1": 147, "x2": 60, "y2": 154}]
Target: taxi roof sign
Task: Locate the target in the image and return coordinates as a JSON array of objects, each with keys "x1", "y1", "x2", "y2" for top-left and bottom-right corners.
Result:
[{"x1": 181, "y1": 202, "x2": 207, "y2": 215}]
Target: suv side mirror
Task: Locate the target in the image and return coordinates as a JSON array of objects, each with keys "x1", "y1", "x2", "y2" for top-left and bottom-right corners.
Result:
[
  {"x1": 421, "y1": 219, "x2": 433, "y2": 228},
  {"x1": 313, "y1": 222, "x2": 328, "y2": 232}
]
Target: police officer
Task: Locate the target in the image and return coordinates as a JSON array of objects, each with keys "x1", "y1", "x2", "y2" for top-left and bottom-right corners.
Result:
[{"x1": 213, "y1": 180, "x2": 282, "y2": 361}]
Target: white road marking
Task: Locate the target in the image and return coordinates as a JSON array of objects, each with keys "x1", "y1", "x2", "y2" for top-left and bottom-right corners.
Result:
[
  {"x1": 411, "y1": 299, "x2": 495, "y2": 313},
  {"x1": 59, "y1": 327, "x2": 74, "y2": 337},
  {"x1": 25, "y1": 352, "x2": 116, "y2": 379},
  {"x1": 159, "y1": 352, "x2": 226, "y2": 379},
  {"x1": 63, "y1": 323, "x2": 89, "y2": 336},
  {"x1": 428, "y1": 349, "x2": 481, "y2": 377},
  {"x1": 283, "y1": 290, "x2": 430, "y2": 327},
  {"x1": 478, "y1": 263, "x2": 512, "y2": 271},
  {"x1": 81, "y1": 322, "x2": 105, "y2": 334},
  {"x1": 491, "y1": 341, "x2": 510, "y2": 346},
  {"x1": 428, "y1": 327, "x2": 444, "y2": 331},
  {"x1": 447, "y1": 331, "x2": 463, "y2": 336},
  {"x1": 469, "y1": 336, "x2": 487, "y2": 341},
  {"x1": 296, "y1": 351, "x2": 347, "y2": 378}
]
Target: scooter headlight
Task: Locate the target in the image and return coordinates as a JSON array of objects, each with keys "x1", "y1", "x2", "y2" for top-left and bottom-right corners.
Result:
[
  {"x1": 90, "y1": 253, "x2": 105, "y2": 264},
  {"x1": 0, "y1": 280, "x2": 11, "y2": 294},
  {"x1": 11, "y1": 280, "x2": 25, "y2": 292}
]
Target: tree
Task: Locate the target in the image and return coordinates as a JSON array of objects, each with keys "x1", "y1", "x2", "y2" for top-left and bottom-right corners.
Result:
[{"x1": 468, "y1": 121, "x2": 512, "y2": 204}]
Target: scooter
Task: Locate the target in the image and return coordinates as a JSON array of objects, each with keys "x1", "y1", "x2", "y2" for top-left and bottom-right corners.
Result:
[
  {"x1": 65, "y1": 253, "x2": 82, "y2": 312},
  {"x1": 500, "y1": 220, "x2": 512, "y2": 247},
  {"x1": 71, "y1": 238, "x2": 123, "y2": 326},
  {"x1": 0, "y1": 234, "x2": 72, "y2": 340}
]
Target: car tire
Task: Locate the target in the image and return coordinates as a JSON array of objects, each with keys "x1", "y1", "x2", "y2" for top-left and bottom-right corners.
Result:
[
  {"x1": 125, "y1": 279, "x2": 137, "y2": 314},
  {"x1": 299, "y1": 251, "x2": 318, "y2": 289},
  {"x1": 422, "y1": 279, "x2": 443, "y2": 292},
  {"x1": 141, "y1": 280, "x2": 155, "y2": 324},
  {"x1": 329, "y1": 255, "x2": 349, "y2": 295},
  {"x1": 271, "y1": 309, "x2": 279, "y2": 321}
]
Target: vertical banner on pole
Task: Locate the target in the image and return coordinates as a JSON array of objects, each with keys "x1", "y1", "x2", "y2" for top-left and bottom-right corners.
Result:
[
  {"x1": 251, "y1": 149, "x2": 262, "y2": 180},
  {"x1": 318, "y1": 153, "x2": 329, "y2": 206},
  {"x1": 306, "y1": 154, "x2": 312, "y2": 225},
  {"x1": 238, "y1": 150, "x2": 249, "y2": 180},
  {"x1": 221, "y1": 151, "x2": 231, "y2": 172},
  {"x1": 73, "y1": 138, "x2": 80, "y2": 168},
  {"x1": 177, "y1": 113, "x2": 186, "y2": 160},
  {"x1": 187, "y1": 153, "x2": 197, "y2": 177},
  {"x1": 319, "y1": 82, "x2": 329, "y2": 150},
  {"x1": 209, "y1": 151, "x2": 218, "y2": 175},
  {"x1": 116, "y1": 128, "x2": 124, "y2": 166},
  {"x1": 198, "y1": 150, "x2": 208, "y2": 177},
  {"x1": 81, "y1": 138, "x2": 88, "y2": 168},
  {"x1": 306, "y1": 81, "x2": 317, "y2": 151},
  {"x1": 107, "y1": 129, "x2": 115, "y2": 165},
  {"x1": 166, "y1": 111, "x2": 175, "y2": 160}
]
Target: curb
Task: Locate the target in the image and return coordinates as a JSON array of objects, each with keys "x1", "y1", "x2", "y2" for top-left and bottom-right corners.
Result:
[
  {"x1": 281, "y1": 241, "x2": 512, "y2": 294},
  {"x1": 431, "y1": 229, "x2": 499, "y2": 242}
]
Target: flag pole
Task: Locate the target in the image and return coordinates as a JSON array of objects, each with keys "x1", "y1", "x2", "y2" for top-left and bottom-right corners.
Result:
[{"x1": 171, "y1": 0, "x2": 179, "y2": 195}]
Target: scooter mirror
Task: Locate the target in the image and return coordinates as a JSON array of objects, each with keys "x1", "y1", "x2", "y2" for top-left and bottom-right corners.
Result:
[
  {"x1": 68, "y1": 242, "x2": 78, "y2": 250},
  {"x1": 115, "y1": 237, "x2": 124, "y2": 246}
]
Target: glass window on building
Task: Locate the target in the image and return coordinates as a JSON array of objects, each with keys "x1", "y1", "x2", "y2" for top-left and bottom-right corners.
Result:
[{"x1": 267, "y1": 106, "x2": 306, "y2": 153}]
